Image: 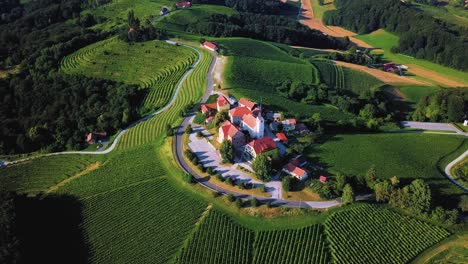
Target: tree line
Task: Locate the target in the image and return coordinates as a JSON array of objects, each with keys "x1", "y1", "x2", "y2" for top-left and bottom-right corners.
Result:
[
  {"x1": 186, "y1": 13, "x2": 350, "y2": 49},
  {"x1": 324, "y1": 0, "x2": 468, "y2": 71},
  {"x1": 412, "y1": 88, "x2": 467, "y2": 123},
  {"x1": 191, "y1": 0, "x2": 296, "y2": 14},
  {"x1": 120, "y1": 11, "x2": 168, "y2": 43}
]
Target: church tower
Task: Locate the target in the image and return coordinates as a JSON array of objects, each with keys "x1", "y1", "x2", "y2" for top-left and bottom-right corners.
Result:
[{"x1": 255, "y1": 112, "x2": 264, "y2": 138}]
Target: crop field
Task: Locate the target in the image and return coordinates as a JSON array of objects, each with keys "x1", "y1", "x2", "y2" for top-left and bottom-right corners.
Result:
[
  {"x1": 61, "y1": 38, "x2": 197, "y2": 111},
  {"x1": 355, "y1": 30, "x2": 468, "y2": 87},
  {"x1": 158, "y1": 5, "x2": 237, "y2": 32},
  {"x1": 253, "y1": 225, "x2": 330, "y2": 264},
  {"x1": 225, "y1": 56, "x2": 352, "y2": 121},
  {"x1": 325, "y1": 204, "x2": 450, "y2": 264},
  {"x1": 412, "y1": 231, "x2": 468, "y2": 264},
  {"x1": 0, "y1": 155, "x2": 99, "y2": 195},
  {"x1": 413, "y1": 2, "x2": 468, "y2": 28},
  {"x1": 312, "y1": 59, "x2": 345, "y2": 90},
  {"x1": 176, "y1": 209, "x2": 253, "y2": 264},
  {"x1": 309, "y1": 133, "x2": 466, "y2": 195},
  {"x1": 216, "y1": 38, "x2": 306, "y2": 63},
  {"x1": 117, "y1": 48, "x2": 211, "y2": 149}
]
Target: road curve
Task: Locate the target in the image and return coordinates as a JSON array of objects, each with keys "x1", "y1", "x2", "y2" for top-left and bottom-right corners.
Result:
[
  {"x1": 2, "y1": 43, "x2": 202, "y2": 166},
  {"x1": 444, "y1": 150, "x2": 468, "y2": 192}
]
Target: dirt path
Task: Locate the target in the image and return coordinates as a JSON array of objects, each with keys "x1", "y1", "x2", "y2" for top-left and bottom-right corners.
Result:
[
  {"x1": 334, "y1": 60, "x2": 428, "y2": 85},
  {"x1": 299, "y1": 0, "x2": 373, "y2": 48},
  {"x1": 213, "y1": 56, "x2": 227, "y2": 89},
  {"x1": 46, "y1": 161, "x2": 101, "y2": 193},
  {"x1": 407, "y1": 64, "x2": 466, "y2": 87}
]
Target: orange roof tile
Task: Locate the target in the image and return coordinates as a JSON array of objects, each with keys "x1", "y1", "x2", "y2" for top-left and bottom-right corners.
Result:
[
  {"x1": 239, "y1": 98, "x2": 256, "y2": 110},
  {"x1": 242, "y1": 114, "x2": 257, "y2": 129},
  {"x1": 229, "y1": 107, "x2": 251, "y2": 117},
  {"x1": 248, "y1": 137, "x2": 276, "y2": 155}
]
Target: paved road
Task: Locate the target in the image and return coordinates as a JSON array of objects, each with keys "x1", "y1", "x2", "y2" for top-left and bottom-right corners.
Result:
[
  {"x1": 2, "y1": 43, "x2": 203, "y2": 167},
  {"x1": 444, "y1": 150, "x2": 468, "y2": 192},
  {"x1": 401, "y1": 121, "x2": 468, "y2": 136}
]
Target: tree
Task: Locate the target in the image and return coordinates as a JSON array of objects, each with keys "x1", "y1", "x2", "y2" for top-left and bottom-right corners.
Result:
[
  {"x1": 252, "y1": 154, "x2": 272, "y2": 181},
  {"x1": 390, "y1": 176, "x2": 399, "y2": 187},
  {"x1": 220, "y1": 140, "x2": 235, "y2": 163},
  {"x1": 213, "y1": 110, "x2": 229, "y2": 127},
  {"x1": 389, "y1": 186, "x2": 411, "y2": 209},
  {"x1": 459, "y1": 195, "x2": 468, "y2": 212},
  {"x1": 366, "y1": 165, "x2": 377, "y2": 189},
  {"x1": 182, "y1": 173, "x2": 193, "y2": 184},
  {"x1": 166, "y1": 123, "x2": 173, "y2": 136},
  {"x1": 251, "y1": 198, "x2": 259, "y2": 207},
  {"x1": 282, "y1": 176, "x2": 291, "y2": 192},
  {"x1": 342, "y1": 184, "x2": 355, "y2": 205},
  {"x1": 0, "y1": 190, "x2": 19, "y2": 263},
  {"x1": 227, "y1": 194, "x2": 235, "y2": 202},
  {"x1": 334, "y1": 173, "x2": 347, "y2": 195},
  {"x1": 409, "y1": 179, "x2": 431, "y2": 214},
  {"x1": 374, "y1": 180, "x2": 392, "y2": 203},
  {"x1": 235, "y1": 198, "x2": 242, "y2": 208},
  {"x1": 185, "y1": 124, "x2": 193, "y2": 134}
]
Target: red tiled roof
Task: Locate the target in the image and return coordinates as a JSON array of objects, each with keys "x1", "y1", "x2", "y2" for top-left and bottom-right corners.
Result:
[
  {"x1": 284, "y1": 119, "x2": 297, "y2": 125},
  {"x1": 284, "y1": 163, "x2": 306, "y2": 177},
  {"x1": 276, "y1": 132, "x2": 287, "y2": 142},
  {"x1": 242, "y1": 114, "x2": 257, "y2": 129},
  {"x1": 206, "y1": 116, "x2": 214, "y2": 123},
  {"x1": 229, "y1": 107, "x2": 251, "y2": 117},
  {"x1": 128, "y1": 27, "x2": 134, "y2": 33},
  {"x1": 176, "y1": 1, "x2": 191, "y2": 7},
  {"x1": 86, "y1": 133, "x2": 94, "y2": 142},
  {"x1": 239, "y1": 98, "x2": 256, "y2": 110},
  {"x1": 201, "y1": 103, "x2": 216, "y2": 113},
  {"x1": 220, "y1": 121, "x2": 241, "y2": 139},
  {"x1": 248, "y1": 137, "x2": 276, "y2": 155},
  {"x1": 320, "y1": 176, "x2": 327, "y2": 182},
  {"x1": 217, "y1": 95, "x2": 229, "y2": 107},
  {"x1": 203, "y1": 41, "x2": 217, "y2": 50}
]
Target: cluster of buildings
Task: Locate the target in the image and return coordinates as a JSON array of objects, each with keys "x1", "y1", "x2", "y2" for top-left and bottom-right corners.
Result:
[
  {"x1": 160, "y1": 1, "x2": 192, "y2": 16},
  {"x1": 383, "y1": 62, "x2": 408, "y2": 75},
  {"x1": 200, "y1": 95, "x2": 313, "y2": 181}
]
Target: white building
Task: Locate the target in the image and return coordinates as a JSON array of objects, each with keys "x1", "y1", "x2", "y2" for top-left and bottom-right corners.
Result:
[{"x1": 241, "y1": 113, "x2": 264, "y2": 139}]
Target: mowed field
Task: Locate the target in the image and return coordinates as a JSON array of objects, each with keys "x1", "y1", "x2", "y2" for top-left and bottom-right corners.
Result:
[
  {"x1": 355, "y1": 30, "x2": 468, "y2": 87},
  {"x1": 61, "y1": 37, "x2": 197, "y2": 111},
  {"x1": 412, "y1": 231, "x2": 468, "y2": 264},
  {"x1": 325, "y1": 204, "x2": 450, "y2": 264},
  {"x1": 309, "y1": 133, "x2": 467, "y2": 196}
]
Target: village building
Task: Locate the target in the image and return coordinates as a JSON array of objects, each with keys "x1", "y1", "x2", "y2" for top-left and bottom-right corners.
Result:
[
  {"x1": 86, "y1": 132, "x2": 107, "y2": 145},
  {"x1": 238, "y1": 98, "x2": 256, "y2": 111},
  {"x1": 159, "y1": 6, "x2": 170, "y2": 16},
  {"x1": 175, "y1": 1, "x2": 191, "y2": 9},
  {"x1": 283, "y1": 162, "x2": 308, "y2": 181},
  {"x1": 201, "y1": 103, "x2": 217, "y2": 116},
  {"x1": 241, "y1": 113, "x2": 264, "y2": 139},
  {"x1": 266, "y1": 112, "x2": 282, "y2": 122},
  {"x1": 275, "y1": 132, "x2": 288, "y2": 144},
  {"x1": 205, "y1": 116, "x2": 214, "y2": 124},
  {"x1": 202, "y1": 41, "x2": 218, "y2": 52},
  {"x1": 229, "y1": 107, "x2": 251, "y2": 124},
  {"x1": 319, "y1": 176, "x2": 327, "y2": 183},
  {"x1": 243, "y1": 137, "x2": 276, "y2": 161},
  {"x1": 216, "y1": 95, "x2": 230, "y2": 112},
  {"x1": 282, "y1": 119, "x2": 296, "y2": 132},
  {"x1": 218, "y1": 121, "x2": 245, "y2": 148}
]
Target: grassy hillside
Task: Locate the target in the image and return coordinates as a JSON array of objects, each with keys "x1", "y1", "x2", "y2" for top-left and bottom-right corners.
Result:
[
  {"x1": 355, "y1": 30, "x2": 468, "y2": 86},
  {"x1": 308, "y1": 133, "x2": 466, "y2": 196},
  {"x1": 412, "y1": 231, "x2": 468, "y2": 264},
  {"x1": 61, "y1": 37, "x2": 197, "y2": 112},
  {"x1": 413, "y1": 2, "x2": 468, "y2": 28},
  {"x1": 325, "y1": 204, "x2": 450, "y2": 264},
  {"x1": 399, "y1": 85, "x2": 440, "y2": 103}
]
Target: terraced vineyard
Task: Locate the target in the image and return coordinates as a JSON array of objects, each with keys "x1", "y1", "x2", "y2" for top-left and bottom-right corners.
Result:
[
  {"x1": 253, "y1": 225, "x2": 330, "y2": 264},
  {"x1": 0, "y1": 155, "x2": 99, "y2": 195},
  {"x1": 311, "y1": 59, "x2": 345, "y2": 90},
  {"x1": 61, "y1": 37, "x2": 197, "y2": 111},
  {"x1": 118, "y1": 48, "x2": 212, "y2": 149},
  {"x1": 325, "y1": 204, "x2": 450, "y2": 264},
  {"x1": 176, "y1": 210, "x2": 253, "y2": 264}
]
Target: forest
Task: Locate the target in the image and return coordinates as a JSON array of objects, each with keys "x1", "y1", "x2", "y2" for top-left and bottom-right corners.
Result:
[
  {"x1": 187, "y1": 13, "x2": 350, "y2": 49},
  {"x1": 191, "y1": 0, "x2": 294, "y2": 14},
  {"x1": 412, "y1": 88, "x2": 467, "y2": 122},
  {"x1": 323, "y1": 0, "x2": 468, "y2": 71},
  {"x1": 0, "y1": 0, "x2": 141, "y2": 154}
]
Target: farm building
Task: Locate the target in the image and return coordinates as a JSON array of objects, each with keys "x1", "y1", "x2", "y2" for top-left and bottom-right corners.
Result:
[
  {"x1": 241, "y1": 113, "x2": 264, "y2": 139},
  {"x1": 202, "y1": 41, "x2": 218, "y2": 52},
  {"x1": 229, "y1": 106, "x2": 251, "y2": 124},
  {"x1": 160, "y1": 6, "x2": 170, "y2": 16},
  {"x1": 218, "y1": 121, "x2": 245, "y2": 148},
  {"x1": 176, "y1": 1, "x2": 191, "y2": 8},
  {"x1": 283, "y1": 163, "x2": 308, "y2": 181},
  {"x1": 86, "y1": 132, "x2": 107, "y2": 145},
  {"x1": 216, "y1": 95, "x2": 230, "y2": 112},
  {"x1": 243, "y1": 137, "x2": 276, "y2": 161}
]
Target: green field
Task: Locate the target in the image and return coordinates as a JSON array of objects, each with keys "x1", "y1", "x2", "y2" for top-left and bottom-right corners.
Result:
[
  {"x1": 158, "y1": 5, "x2": 237, "y2": 32},
  {"x1": 310, "y1": 0, "x2": 336, "y2": 20},
  {"x1": 309, "y1": 133, "x2": 467, "y2": 196},
  {"x1": 355, "y1": 30, "x2": 468, "y2": 86},
  {"x1": 398, "y1": 85, "x2": 440, "y2": 103},
  {"x1": 451, "y1": 157, "x2": 467, "y2": 187},
  {"x1": 0, "y1": 155, "x2": 99, "y2": 195},
  {"x1": 412, "y1": 231, "x2": 468, "y2": 264},
  {"x1": 176, "y1": 209, "x2": 330, "y2": 264},
  {"x1": 413, "y1": 2, "x2": 468, "y2": 28},
  {"x1": 61, "y1": 37, "x2": 197, "y2": 112},
  {"x1": 325, "y1": 204, "x2": 450, "y2": 264}
]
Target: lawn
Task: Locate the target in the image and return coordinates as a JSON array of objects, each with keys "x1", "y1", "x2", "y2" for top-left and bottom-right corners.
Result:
[
  {"x1": 308, "y1": 133, "x2": 467, "y2": 196},
  {"x1": 412, "y1": 2, "x2": 468, "y2": 28},
  {"x1": 310, "y1": 0, "x2": 336, "y2": 20},
  {"x1": 356, "y1": 30, "x2": 468, "y2": 86},
  {"x1": 398, "y1": 85, "x2": 440, "y2": 103}
]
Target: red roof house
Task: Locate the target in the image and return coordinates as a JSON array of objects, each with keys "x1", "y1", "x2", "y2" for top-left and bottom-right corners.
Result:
[
  {"x1": 283, "y1": 163, "x2": 308, "y2": 180},
  {"x1": 319, "y1": 176, "x2": 327, "y2": 183},
  {"x1": 244, "y1": 137, "x2": 276, "y2": 160},
  {"x1": 205, "y1": 116, "x2": 215, "y2": 123},
  {"x1": 203, "y1": 41, "x2": 218, "y2": 52},
  {"x1": 229, "y1": 106, "x2": 251, "y2": 124},
  {"x1": 216, "y1": 95, "x2": 230, "y2": 112},
  {"x1": 276, "y1": 132, "x2": 288, "y2": 143},
  {"x1": 217, "y1": 121, "x2": 245, "y2": 147},
  {"x1": 201, "y1": 103, "x2": 217, "y2": 115},
  {"x1": 176, "y1": 1, "x2": 191, "y2": 8},
  {"x1": 86, "y1": 132, "x2": 107, "y2": 145},
  {"x1": 128, "y1": 27, "x2": 134, "y2": 33},
  {"x1": 239, "y1": 98, "x2": 256, "y2": 111}
]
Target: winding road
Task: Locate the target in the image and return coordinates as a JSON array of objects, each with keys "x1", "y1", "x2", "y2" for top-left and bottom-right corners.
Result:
[{"x1": 2, "y1": 43, "x2": 466, "y2": 209}]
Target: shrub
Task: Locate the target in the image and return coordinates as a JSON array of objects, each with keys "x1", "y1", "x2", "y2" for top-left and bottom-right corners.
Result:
[
  {"x1": 235, "y1": 199, "x2": 242, "y2": 208},
  {"x1": 196, "y1": 131, "x2": 203, "y2": 138},
  {"x1": 206, "y1": 167, "x2": 214, "y2": 175},
  {"x1": 227, "y1": 194, "x2": 235, "y2": 202},
  {"x1": 251, "y1": 198, "x2": 259, "y2": 207},
  {"x1": 216, "y1": 173, "x2": 224, "y2": 182},
  {"x1": 182, "y1": 173, "x2": 193, "y2": 184}
]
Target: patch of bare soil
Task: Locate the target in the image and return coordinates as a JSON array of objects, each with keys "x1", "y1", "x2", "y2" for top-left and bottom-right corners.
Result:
[
  {"x1": 46, "y1": 161, "x2": 101, "y2": 193},
  {"x1": 213, "y1": 56, "x2": 227, "y2": 89},
  {"x1": 334, "y1": 60, "x2": 428, "y2": 85},
  {"x1": 407, "y1": 64, "x2": 466, "y2": 87}
]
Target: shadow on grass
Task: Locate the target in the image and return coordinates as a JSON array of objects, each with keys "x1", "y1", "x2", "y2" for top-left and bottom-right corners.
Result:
[{"x1": 15, "y1": 194, "x2": 91, "y2": 264}]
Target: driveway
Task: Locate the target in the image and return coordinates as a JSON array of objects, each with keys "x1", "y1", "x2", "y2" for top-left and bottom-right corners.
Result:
[
  {"x1": 401, "y1": 121, "x2": 467, "y2": 136},
  {"x1": 188, "y1": 126, "x2": 282, "y2": 199}
]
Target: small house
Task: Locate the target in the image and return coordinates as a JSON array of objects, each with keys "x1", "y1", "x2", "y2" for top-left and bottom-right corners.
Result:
[
  {"x1": 229, "y1": 106, "x2": 251, "y2": 124},
  {"x1": 86, "y1": 132, "x2": 107, "y2": 145},
  {"x1": 243, "y1": 137, "x2": 276, "y2": 161},
  {"x1": 201, "y1": 103, "x2": 217, "y2": 116},
  {"x1": 282, "y1": 119, "x2": 296, "y2": 132},
  {"x1": 275, "y1": 133, "x2": 288, "y2": 144},
  {"x1": 216, "y1": 95, "x2": 230, "y2": 112},
  {"x1": 218, "y1": 121, "x2": 245, "y2": 148},
  {"x1": 238, "y1": 98, "x2": 257, "y2": 111},
  {"x1": 176, "y1": 1, "x2": 191, "y2": 9},
  {"x1": 319, "y1": 176, "x2": 327, "y2": 183},
  {"x1": 202, "y1": 41, "x2": 218, "y2": 52},
  {"x1": 282, "y1": 163, "x2": 308, "y2": 181}
]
